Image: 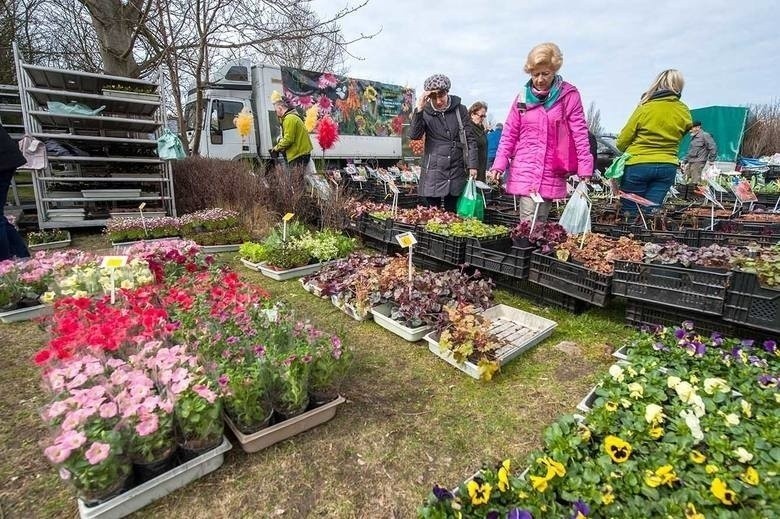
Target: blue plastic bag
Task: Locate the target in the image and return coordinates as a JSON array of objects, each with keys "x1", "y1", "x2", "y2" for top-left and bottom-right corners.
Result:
[{"x1": 156, "y1": 128, "x2": 186, "y2": 160}]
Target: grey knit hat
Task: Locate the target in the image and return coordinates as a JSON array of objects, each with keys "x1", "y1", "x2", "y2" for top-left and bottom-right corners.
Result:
[{"x1": 423, "y1": 74, "x2": 451, "y2": 92}]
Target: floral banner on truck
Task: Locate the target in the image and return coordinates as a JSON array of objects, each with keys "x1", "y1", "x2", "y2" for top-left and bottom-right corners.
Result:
[{"x1": 280, "y1": 67, "x2": 414, "y2": 137}]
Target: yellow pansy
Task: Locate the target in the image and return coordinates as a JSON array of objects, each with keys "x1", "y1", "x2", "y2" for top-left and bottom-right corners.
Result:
[
  {"x1": 620, "y1": 398, "x2": 632, "y2": 408},
  {"x1": 722, "y1": 413, "x2": 740, "y2": 427},
  {"x1": 497, "y1": 459, "x2": 510, "y2": 492},
  {"x1": 667, "y1": 375, "x2": 682, "y2": 388},
  {"x1": 649, "y1": 426, "x2": 664, "y2": 439},
  {"x1": 689, "y1": 450, "x2": 706, "y2": 464},
  {"x1": 644, "y1": 465, "x2": 678, "y2": 488},
  {"x1": 578, "y1": 423, "x2": 591, "y2": 442},
  {"x1": 529, "y1": 475, "x2": 548, "y2": 492},
  {"x1": 685, "y1": 503, "x2": 705, "y2": 519},
  {"x1": 740, "y1": 399, "x2": 752, "y2": 418},
  {"x1": 674, "y1": 381, "x2": 697, "y2": 404},
  {"x1": 703, "y1": 377, "x2": 730, "y2": 395},
  {"x1": 604, "y1": 435, "x2": 632, "y2": 463},
  {"x1": 601, "y1": 485, "x2": 615, "y2": 505},
  {"x1": 628, "y1": 382, "x2": 644, "y2": 399},
  {"x1": 605, "y1": 401, "x2": 618, "y2": 412},
  {"x1": 538, "y1": 457, "x2": 566, "y2": 479},
  {"x1": 711, "y1": 478, "x2": 738, "y2": 506},
  {"x1": 705, "y1": 464, "x2": 719, "y2": 474},
  {"x1": 741, "y1": 467, "x2": 759, "y2": 486},
  {"x1": 608, "y1": 364, "x2": 625, "y2": 382},
  {"x1": 466, "y1": 480, "x2": 491, "y2": 505}
]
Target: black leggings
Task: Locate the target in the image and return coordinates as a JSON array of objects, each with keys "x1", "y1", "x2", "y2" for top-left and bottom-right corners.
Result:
[{"x1": 426, "y1": 195, "x2": 458, "y2": 213}]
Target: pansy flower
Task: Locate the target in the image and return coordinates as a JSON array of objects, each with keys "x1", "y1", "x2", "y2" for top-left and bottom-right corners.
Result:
[{"x1": 604, "y1": 435, "x2": 632, "y2": 463}]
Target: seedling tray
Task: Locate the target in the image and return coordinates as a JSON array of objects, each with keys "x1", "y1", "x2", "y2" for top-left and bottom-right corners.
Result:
[
  {"x1": 370, "y1": 303, "x2": 433, "y2": 342},
  {"x1": 0, "y1": 303, "x2": 52, "y2": 323},
  {"x1": 465, "y1": 237, "x2": 534, "y2": 279}
]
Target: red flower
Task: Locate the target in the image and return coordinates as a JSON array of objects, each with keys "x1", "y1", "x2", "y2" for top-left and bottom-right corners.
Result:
[
  {"x1": 34, "y1": 348, "x2": 52, "y2": 365},
  {"x1": 316, "y1": 116, "x2": 340, "y2": 151}
]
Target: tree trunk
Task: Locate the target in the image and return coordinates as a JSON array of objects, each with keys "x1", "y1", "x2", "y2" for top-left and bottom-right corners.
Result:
[{"x1": 80, "y1": 0, "x2": 144, "y2": 77}]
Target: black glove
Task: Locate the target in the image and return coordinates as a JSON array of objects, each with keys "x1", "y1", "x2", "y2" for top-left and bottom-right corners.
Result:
[{"x1": 268, "y1": 148, "x2": 280, "y2": 159}]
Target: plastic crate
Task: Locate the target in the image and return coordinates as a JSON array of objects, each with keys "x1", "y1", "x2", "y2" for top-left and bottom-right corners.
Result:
[
  {"x1": 464, "y1": 237, "x2": 534, "y2": 279},
  {"x1": 611, "y1": 261, "x2": 730, "y2": 316},
  {"x1": 755, "y1": 193, "x2": 780, "y2": 207},
  {"x1": 527, "y1": 252, "x2": 612, "y2": 306},
  {"x1": 411, "y1": 253, "x2": 450, "y2": 272},
  {"x1": 361, "y1": 236, "x2": 402, "y2": 256},
  {"x1": 416, "y1": 231, "x2": 468, "y2": 264},
  {"x1": 723, "y1": 271, "x2": 780, "y2": 333},
  {"x1": 625, "y1": 300, "x2": 737, "y2": 337},
  {"x1": 484, "y1": 208, "x2": 522, "y2": 228},
  {"x1": 630, "y1": 228, "x2": 700, "y2": 246},
  {"x1": 361, "y1": 215, "x2": 394, "y2": 242},
  {"x1": 698, "y1": 231, "x2": 780, "y2": 247},
  {"x1": 493, "y1": 273, "x2": 588, "y2": 313},
  {"x1": 590, "y1": 222, "x2": 636, "y2": 238},
  {"x1": 391, "y1": 221, "x2": 417, "y2": 237}
]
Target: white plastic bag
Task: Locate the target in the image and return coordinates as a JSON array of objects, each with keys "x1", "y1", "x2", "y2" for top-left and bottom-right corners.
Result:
[
  {"x1": 559, "y1": 181, "x2": 591, "y2": 235},
  {"x1": 702, "y1": 162, "x2": 720, "y2": 181}
]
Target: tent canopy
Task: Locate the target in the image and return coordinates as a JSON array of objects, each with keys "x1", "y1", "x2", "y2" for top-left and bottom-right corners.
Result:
[{"x1": 678, "y1": 105, "x2": 748, "y2": 162}]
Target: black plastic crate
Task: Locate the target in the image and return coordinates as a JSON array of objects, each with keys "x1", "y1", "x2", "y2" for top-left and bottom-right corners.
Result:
[
  {"x1": 484, "y1": 208, "x2": 522, "y2": 228},
  {"x1": 625, "y1": 300, "x2": 737, "y2": 337},
  {"x1": 630, "y1": 228, "x2": 700, "y2": 246},
  {"x1": 698, "y1": 231, "x2": 780, "y2": 248},
  {"x1": 411, "y1": 253, "x2": 450, "y2": 273},
  {"x1": 494, "y1": 273, "x2": 587, "y2": 313},
  {"x1": 464, "y1": 237, "x2": 534, "y2": 279},
  {"x1": 361, "y1": 236, "x2": 402, "y2": 256},
  {"x1": 591, "y1": 222, "x2": 636, "y2": 238},
  {"x1": 416, "y1": 231, "x2": 468, "y2": 264},
  {"x1": 361, "y1": 215, "x2": 394, "y2": 243},
  {"x1": 756, "y1": 193, "x2": 780, "y2": 207},
  {"x1": 391, "y1": 221, "x2": 417, "y2": 237},
  {"x1": 528, "y1": 252, "x2": 612, "y2": 306},
  {"x1": 723, "y1": 271, "x2": 780, "y2": 333},
  {"x1": 611, "y1": 260, "x2": 730, "y2": 316}
]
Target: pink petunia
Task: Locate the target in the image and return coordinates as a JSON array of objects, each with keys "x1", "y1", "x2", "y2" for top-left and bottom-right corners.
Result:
[
  {"x1": 84, "y1": 442, "x2": 111, "y2": 465},
  {"x1": 45, "y1": 444, "x2": 72, "y2": 464},
  {"x1": 99, "y1": 402, "x2": 118, "y2": 419},
  {"x1": 192, "y1": 384, "x2": 217, "y2": 404},
  {"x1": 135, "y1": 414, "x2": 159, "y2": 437},
  {"x1": 57, "y1": 430, "x2": 87, "y2": 450},
  {"x1": 169, "y1": 378, "x2": 190, "y2": 395},
  {"x1": 158, "y1": 398, "x2": 174, "y2": 414},
  {"x1": 59, "y1": 467, "x2": 71, "y2": 480},
  {"x1": 66, "y1": 373, "x2": 88, "y2": 390}
]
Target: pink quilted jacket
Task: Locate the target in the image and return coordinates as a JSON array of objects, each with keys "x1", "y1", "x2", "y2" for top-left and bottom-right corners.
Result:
[{"x1": 492, "y1": 82, "x2": 593, "y2": 200}]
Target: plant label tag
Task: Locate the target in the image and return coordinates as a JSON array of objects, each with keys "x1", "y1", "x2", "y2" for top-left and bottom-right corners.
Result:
[
  {"x1": 101, "y1": 255, "x2": 128, "y2": 269},
  {"x1": 387, "y1": 180, "x2": 400, "y2": 194},
  {"x1": 395, "y1": 232, "x2": 417, "y2": 248},
  {"x1": 282, "y1": 213, "x2": 295, "y2": 222},
  {"x1": 707, "y1": 178, "x2": 728, "y2": 193},
  {"x1": 138, "y1": 202, "x2": 146, "y2": 210},
  {"x1": 591, "y1": 184, "x2": 603, "y2": 192},
  {"x1": 530, "y1": 192, "x2": 544, "y2": 204}
]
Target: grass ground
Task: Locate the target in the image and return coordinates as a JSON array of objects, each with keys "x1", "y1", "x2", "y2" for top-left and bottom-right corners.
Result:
[{"x1": 0, "y1": 233, "x2": 634, "y2": 518}]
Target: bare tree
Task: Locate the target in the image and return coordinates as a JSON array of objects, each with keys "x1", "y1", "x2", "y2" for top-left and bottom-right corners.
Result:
[
  {"x1": 586, "y1": 101, "x2": 604, "y2": 136},
  {"x1": 741, "y1": 101, "x2": 780, "y2": 158}
]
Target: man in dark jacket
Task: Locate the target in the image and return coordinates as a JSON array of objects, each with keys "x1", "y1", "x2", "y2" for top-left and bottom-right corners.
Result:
[
  {"x1": 410, "y1": 74, "x2": 478, "y2": 212},
  {"x1": 468, "y1": 101, "x2": 488, "y2": 182},
  {"x1": 683, "y1": 121, "x2": 717, "y2": 183},
  {"x1": 0, "y1": 123, "x2": 30, "y2": 260}
]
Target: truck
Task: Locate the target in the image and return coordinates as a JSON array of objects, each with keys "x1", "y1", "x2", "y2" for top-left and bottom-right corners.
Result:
[{"x1": 184, "y1": 61, "x2": 415, "y2": 164}]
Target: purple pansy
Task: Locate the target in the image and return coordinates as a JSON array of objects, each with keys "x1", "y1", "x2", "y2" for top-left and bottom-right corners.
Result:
[
  {"x1": 571, "y1": 500, "x2": 590, "y2": 518},
  {"x1": 431, "y1": 485, "x2": 453, "y2": 500},
  {"x1": 508, "y1": 509, "x2": 533, "y2": 519}
]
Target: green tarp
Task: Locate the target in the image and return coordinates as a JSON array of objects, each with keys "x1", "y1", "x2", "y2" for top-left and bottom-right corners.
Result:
[{"x1": 678, "y1": 105, "x2": 748, "y2": 162}]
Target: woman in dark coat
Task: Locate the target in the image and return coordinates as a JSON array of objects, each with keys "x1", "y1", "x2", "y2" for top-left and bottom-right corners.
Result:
[
  {"x1": 409, "y1": 74, "x2": 478, "y2": 212},
  {"x1": 0, "y1": 123, "x2": 30, "y2": 261},
  {"x1": 468, "y1": 101, "x2": 488, "y2": 182}
]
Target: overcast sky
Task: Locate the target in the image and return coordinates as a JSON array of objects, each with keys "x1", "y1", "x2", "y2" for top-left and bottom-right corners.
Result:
[{"x1": 315, "y1": 0, "x2": 778, "y2": 133}]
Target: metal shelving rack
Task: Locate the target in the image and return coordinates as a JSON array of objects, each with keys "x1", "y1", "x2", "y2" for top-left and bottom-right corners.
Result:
[
  {"x1": 13, "y1": 44, "x2": 176, "y2": 228},
  {"x1": 0, "y1": 84, "x2": 31, "y2": 210}
]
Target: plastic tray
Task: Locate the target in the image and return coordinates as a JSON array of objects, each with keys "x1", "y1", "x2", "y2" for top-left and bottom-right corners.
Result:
[
  {"x1": 331, "y1": 294, "x2": 372, "y2": 321},
  {"x1": 576, "y1": 385, "x2": 599, "y2": 413},
  {"x1": 360, "y1": 215, "x2": 394, "y2": 243},
  {"x1": 199, "y1": 244, "x2": 240, "y2": 253},
  {"x1": 77, "y1": 436, "x2": 231, "y2": 519},
  {"x1": 28, "y1": 232, "x2": 72, "y2": 251},
  {"x1": 723, "y1": 271, "x2": 780, "y2": 333},
  {"x1": 112, "y1": 237, "x2": 180, "y2": 250},
  {"x1": 370, "y1": 303, "x2": 433, "y2": 342},
  {"x1": 299, "y1": 278, "x2": 327, "y2": 298},
  {"x1": 255, "y1": 261, "x2": 329, "y2": 281},
  {"x1": 624, "y1": 300, "x2": 737, "y2": 338},
  {"x1": 225, "y1": 396, "x2": 345, "y2": 453},
  {"x1": 528, "y1": 252, "x2": 612, "y2": 306},
  {"x1": 418, "y1": 232, "x2": 507, "y2": 266},
  {"x1": 612, "y1": 261, "x2": 730, "y2": 316},
  {"x1": 464, "y1": 237, "x2": 534, "y2": 279},
  {"x1": 0, "y1": 303, "x2": 53, "y2": 323},
  {"x1": 424, "y1": 304, "x2": 557, "y2": 379},
  {"x1": 697, "y1": 231, "x2": 780, "y2": 248}
]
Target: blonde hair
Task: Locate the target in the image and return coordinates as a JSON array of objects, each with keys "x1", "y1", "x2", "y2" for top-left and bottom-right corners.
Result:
[
  {"x1": 640, "y1": 69, "x2": 684, "y2": 104},
  {"x1": 524, "y1": 43, "x2": 563, "y2": 73}
]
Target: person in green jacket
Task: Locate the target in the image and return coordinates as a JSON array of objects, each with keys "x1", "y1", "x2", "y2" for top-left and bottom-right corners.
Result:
[
  {"x1": 616, "y1": 69, "x2": 692, "y2": 214},
  {"x1": 270, "y1": 99, "x2": 313, "y2": 169}
]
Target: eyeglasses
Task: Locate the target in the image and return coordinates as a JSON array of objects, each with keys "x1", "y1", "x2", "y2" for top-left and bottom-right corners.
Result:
[
  {"x1": 474, "y1": 112, "x2": 486, "y2": 119},
  {"x1": 429, "y1": 91, "x2": 448, "y2": 99}
]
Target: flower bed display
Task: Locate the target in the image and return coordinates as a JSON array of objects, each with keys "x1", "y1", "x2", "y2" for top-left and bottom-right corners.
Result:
[
  {"x1": 106, "y1": 216, "x2": 181, "y2": 244},
  {"x1": 180, "y1": 208, "x2": 250, "y2": 249},
  {"x1": 33, "y1": 248, "x2": 351, "y2": 512},
  {"x1": 419, "y1": 324, "x2": 780, "y2": 517}
]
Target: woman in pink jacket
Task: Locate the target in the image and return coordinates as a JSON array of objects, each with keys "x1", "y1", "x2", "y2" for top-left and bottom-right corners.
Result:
[{"x1": 489, "y1": 42, "x2": 593, "y2": 222}]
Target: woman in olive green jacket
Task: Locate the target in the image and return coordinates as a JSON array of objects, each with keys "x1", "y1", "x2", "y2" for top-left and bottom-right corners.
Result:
[
  {"x1": 616, "y1": 69, "x2": 692, "y2": 214},
  {"x1": 271, "y1": 99, "x2": 314, "y2": 168}
]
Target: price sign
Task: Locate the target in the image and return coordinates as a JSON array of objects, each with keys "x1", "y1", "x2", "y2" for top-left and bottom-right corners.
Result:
[
  {"x1": 138, "y1": 202, "x2": 146, "y2": 210},
  {"x1": 395, "y1": 232, "x2": 417, "y2": 248},
  {"x1": 530, "y1": 192, "x2": 544, "y2": 204},
  {"x1": 101, "y1": 256, "x2": 128, "y2": 269},
  {"x1": 283, "y1": 213, "x2": 295, "y2": 222},
  {"x1": 387, "y1": 179, "x2": 400, "y2": 194}
]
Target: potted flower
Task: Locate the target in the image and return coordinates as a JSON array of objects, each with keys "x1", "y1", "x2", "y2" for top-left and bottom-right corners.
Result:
[
  {"x1": 269, "y1": 352, "x2": 312, "y2": 420},
  {"x1": 174, "y1": 375, "x2": 224, "y2": 461},
  {"x1": 220, "y1": 360, "x2": 275, "y2": 434},
  {"x1": 27, "y1": 229, "x2": 72, "y2": 251},
  {"x1": 308, "y1": 334, "x2": 350, "y2": 405},
  {"x1": 509, "y1": 220, "x2": 567, "y2": 251},
  {"x1": 180, "y1": 208, "x2": 250, "y2": 250}
]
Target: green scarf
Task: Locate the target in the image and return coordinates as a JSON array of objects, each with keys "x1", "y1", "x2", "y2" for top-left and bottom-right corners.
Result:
[{"x1": 525, "y1": 75, "x2": 563, "y2": 110}]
